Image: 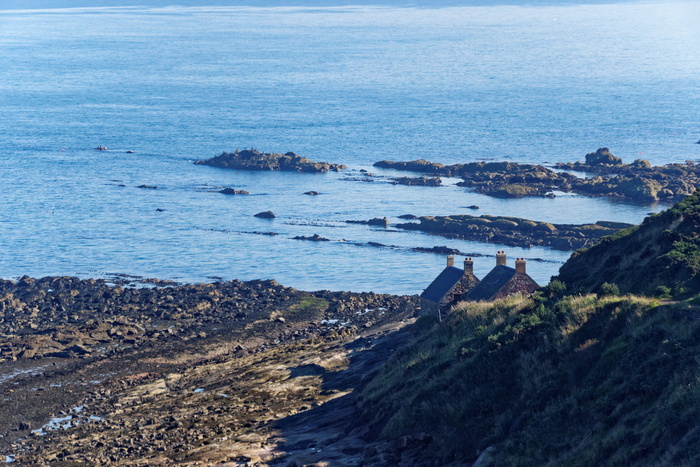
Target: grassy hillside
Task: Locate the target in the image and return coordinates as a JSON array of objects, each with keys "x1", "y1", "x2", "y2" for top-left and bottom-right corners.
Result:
[
  {"x1": 357, "y1": 290, "x2": 700, "y2": 466},
  {"x1": 556, "y1": 190, "x2": 700, "y2": 298}
]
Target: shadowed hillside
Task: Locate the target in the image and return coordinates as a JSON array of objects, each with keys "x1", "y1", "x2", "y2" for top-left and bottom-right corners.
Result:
[
  {"x1": 556, "y1": 189, "x2": 700, "y2": 298},
  {"x1": 354, "y1": 192, "x2": 700, "y2": 465},
  {"x1": 356, "y1": 291, "x2": 700, "y2": 466}
]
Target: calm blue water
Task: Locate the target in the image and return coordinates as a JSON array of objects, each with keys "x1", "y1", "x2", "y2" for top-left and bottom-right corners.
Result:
[{"x1": 0, "y1": 2, "x2": 698, "y2": 294}]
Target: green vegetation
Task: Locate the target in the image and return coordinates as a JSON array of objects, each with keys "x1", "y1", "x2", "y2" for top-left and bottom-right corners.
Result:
[
  {"x1": 599, "y1": 282, "x2": 620, "y2": 296},
  {"x1": 358, "y1": 289, "x2": 700, "y2": 465},
  {"x1": 287, "y1": 295, "x2": 329, "y2": 321},
  {"x1": 557, "y1": 189, "x2": 700, "y2": 299}
]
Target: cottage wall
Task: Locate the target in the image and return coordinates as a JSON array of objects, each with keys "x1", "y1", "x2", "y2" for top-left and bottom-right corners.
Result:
[
  {"x1": 420, "y1": 273, "x2": 479, "y2": 317},
  {"x1": 419, "y1": 298, "x2": 440, "y2": 316},
  {"x1": 490, "y1": 273, "x2": 540, "y2": 301},
  {"x1": 453, "y1": 274, "x2": 480, "y2": 299}
]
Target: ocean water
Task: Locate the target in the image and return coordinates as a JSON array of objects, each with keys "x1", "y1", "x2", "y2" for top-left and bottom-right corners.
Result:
[{"x1": 0, "y1": 1, "x2": 698, "y2": 294}]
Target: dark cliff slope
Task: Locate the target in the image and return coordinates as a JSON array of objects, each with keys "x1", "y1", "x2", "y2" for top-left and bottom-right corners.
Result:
[
  {"x1": 354, "y1": 191, "x2": 700, "y2": 466},
  {"x1": 357, "y1": 292, "x2": 700, "y2": 466},
  {"x1": 556, "y1": 189, "x2": 700, "y2": 298}
]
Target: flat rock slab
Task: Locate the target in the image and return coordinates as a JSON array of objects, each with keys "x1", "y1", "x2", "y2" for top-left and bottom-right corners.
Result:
[{"x1": 195, "y1": 149, "x2": 346, "y2": 173}]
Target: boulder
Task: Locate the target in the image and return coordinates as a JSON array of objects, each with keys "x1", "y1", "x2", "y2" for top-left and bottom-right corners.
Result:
[
  {"x1": 367, "y1": 217, "x2": 390, "y2": 227},
  {"x1": 254, "y1": 211, "x2": 275, "y2": 219},
  {"x1": 585, "y1": 148, "x2": 623, "y2": 166},
  {"x1": 631, "y1": 159, "x2": 651, "y2": 169}
]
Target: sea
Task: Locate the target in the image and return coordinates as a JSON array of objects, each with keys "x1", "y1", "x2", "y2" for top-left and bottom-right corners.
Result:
[{"x1": 0, "y1": 0, "x2": 698, "y2": 295}]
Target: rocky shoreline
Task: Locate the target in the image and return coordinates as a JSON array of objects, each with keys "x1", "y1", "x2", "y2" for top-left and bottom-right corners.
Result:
[
  {"x1": 195, "y1": 148, "x2": 346, "y2": 173},
  {"x1": 374, "y1": 148, "x2": 699, "y2": 203},
  {"x1": 396, "y1": 215, "x2": 634, "y2": 251},
  {"x1": 0, "y1": 276, "x2": 418, "y2": 465}
]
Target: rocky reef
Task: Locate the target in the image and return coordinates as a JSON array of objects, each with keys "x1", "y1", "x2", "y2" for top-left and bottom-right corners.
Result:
[
  {"x1": 375, "y1": 159, "x2": 576, "y2": 198},
  {"x1": 390, "y1": 176, "x2": 442, "y2": 186},
  {"x1": 396, "y1": 214, "x2": 633, "y2": 251},
  {"x1": 375, "y1": 148, "x2": 700, "y2": 202},
  {"x1": 346, "y1": 217, "x2": 390, "y2": 228},
  {"x1": 555, "y1": 148, "x2": 699, "y2": 201},
  {"x1": 195, "y1": 149, "x2": 346, "y2": 173},
  {"x1": 0, "y1": 275, "x2": 418, "y2": 465}
]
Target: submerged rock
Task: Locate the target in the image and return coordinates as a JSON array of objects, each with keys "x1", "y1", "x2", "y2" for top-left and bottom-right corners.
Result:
[
  {"x1": 390, "y1": 176, "x2": 442, "y2": 186},
  {"x1": 254, "y1": 211, "x2": 276, "y2": 219},
  {"x1": 219, "y1": 188, "x2": 249, "y2": 195},
  {"x1": 346, "y1": 217, "x2": 390, "y2": 228},
  {"x1": 292, "y1": 234, "x2": 330, "y2": 242},
  {"x1": 411, "y1": 246, "x2": 462, "y2": 255}
]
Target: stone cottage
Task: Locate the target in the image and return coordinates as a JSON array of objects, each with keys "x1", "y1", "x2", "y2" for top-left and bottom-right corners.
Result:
[
  {"x1": 420, "y1": 251, "x2": 540, "y2": 319},
  {"x1": 419, "y1": 255, "x2": 480, "y2": 319}
]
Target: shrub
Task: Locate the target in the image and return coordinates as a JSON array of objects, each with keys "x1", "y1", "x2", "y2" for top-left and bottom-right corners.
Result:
[
  {"x1": 600, "y1": 282, "x2": 620, "y2": 297},
  {"x1": 655, "y1": 285, "x2": 672, "y2": 299},
  {"x1": 546, "y1": 279, "x2": 567, "y2": 298}
]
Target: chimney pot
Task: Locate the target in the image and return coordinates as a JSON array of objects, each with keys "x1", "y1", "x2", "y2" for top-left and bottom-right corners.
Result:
[
  {"x1": 464, "y1": 257, "x2": 473, "y2": 275},
  {"x1": 496, "y1": 251, "x2": 507, "y2": 266},
  {"x1": 516, "y1": 257, "x2": 526, "y2": 274}
]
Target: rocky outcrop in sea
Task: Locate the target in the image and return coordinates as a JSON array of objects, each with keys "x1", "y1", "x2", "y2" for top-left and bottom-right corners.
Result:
[
  {"x1": 195, "y1": 148, "x2": 346, "y2": 173},
  {"x1": 396, "y1": 215, "x2": 634, "y2": 251},
  {"x1": 375, "y1": 148, "x2": 700, "y2": 203}
]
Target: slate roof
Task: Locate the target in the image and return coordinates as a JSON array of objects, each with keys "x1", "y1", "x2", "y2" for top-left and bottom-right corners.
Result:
[
  {"x1": 464, "y1": 265, "x2": 517, "y2": 301},
  {"x1": 420, "y1": 266, "x2": 465, "y2": 303}
]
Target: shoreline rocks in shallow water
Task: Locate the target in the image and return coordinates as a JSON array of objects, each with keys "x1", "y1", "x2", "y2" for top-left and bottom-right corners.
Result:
[
  {"x1": 218, "y1": 187, "x2": 249, "y2": 195},
  {"x1": 292, "y1": 234, "x2": 330, "y2": 242},
  {"x1": 375, "y1": 159, "x2": 575, "y2": 198},
  {"x1": 396, "y1": 214, "x2": 634, "y2": 251},
  {"x1": 375, "y1": 148, "x2": 700, "y2": 203},
  {"x1": 0, "y1": 275, "x2": 418, "y2": 464},
  {"x1": 390, "y1": 176, "x2": 442, "y2": 186},
  {"x1": 554, "y1": 148, "x2": 699, "y2": 202},
  {"x1": 411, "y1": 245, "x2": 462, "y2": 255},
  {"x1": 346, "y1": 217, "x2": 390, "y2": 228},
  {"x1": 195, "y1": 148, "x2": 346, "y2": 173}
]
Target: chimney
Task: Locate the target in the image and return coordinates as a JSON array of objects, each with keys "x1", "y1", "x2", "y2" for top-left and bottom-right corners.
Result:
[
  {"x1": 516, "y1": 257, "x2": 526, "y2": 274},
  {"x1": 464, "y1": 257, "x2": 473, "y2": 275},
  {"x1": 496, "y1": 251, "x2": 507, "y2": 266},
  {"x1": 447, "y1": 255, "x2": 455, "y2": 268}
]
